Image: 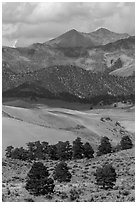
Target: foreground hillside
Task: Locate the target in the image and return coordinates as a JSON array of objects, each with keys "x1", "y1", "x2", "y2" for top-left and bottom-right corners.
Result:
[
  {"x1": 2, "y1": 98, "x2": 135, "y2": 202},
  {"x1": 2, "y1": 148, "x2": 135, "y2": 202}
]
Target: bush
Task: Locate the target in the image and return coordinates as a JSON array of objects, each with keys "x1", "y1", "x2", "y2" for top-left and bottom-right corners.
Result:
[
  {"x1": 53, "y1": 161, "x2": 72, "y2": 182},
  {"x1": 69, "y1": 188, "x2": 80, "y2": 201},
  {"x1": 83, "y1": 142, "x2": 94, "y2": 158},
  {"x1": 120, "y1": 135, "x2": 133, "y2": 150},
  {"x1": 24, "y1": 198, "x2": 34, "y2": 202},
  {"x1": 72, "y1": 137, "x2": 84, "y2": 159},
  {"x1": 94, "y1": 164, "x2": 116, "y2": 189},
  {"x1": 25, "y1": 162, "x2": 54, "y2": 196},
  {"x1": 97, "y1": 136, "x2": 112, "y2": 156}
]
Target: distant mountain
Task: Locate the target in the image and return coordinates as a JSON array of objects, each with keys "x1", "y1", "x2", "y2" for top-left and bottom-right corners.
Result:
[
  {"x1": 2, "y1": 35, "x2": 134, "y2": 75},
  {"x1": 45, "y1": 29, "x2": 96, "y2": 48},
  {"x1": 88, "y1": 28, "x2": 130, "y2": 45},
  {"x1": 2, "y1": 28, "x2": 135, "y2": 102},
  {"x1": 45, "y1": 28, "x2": 130, "y2": 48}
]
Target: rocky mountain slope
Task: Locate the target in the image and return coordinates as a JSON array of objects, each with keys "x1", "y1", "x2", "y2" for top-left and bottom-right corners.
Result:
[
  {"x1": 2, "y1": 65, "x2": 134, "y2": 101},
  {"x1": 2, "y1": 28, "x2": 135, "y2": 101}
]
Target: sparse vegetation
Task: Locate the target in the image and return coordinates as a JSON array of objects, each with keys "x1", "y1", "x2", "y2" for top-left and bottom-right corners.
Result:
[{"x1": 69, "y1": 188, "x2": 80, "y2": 201}]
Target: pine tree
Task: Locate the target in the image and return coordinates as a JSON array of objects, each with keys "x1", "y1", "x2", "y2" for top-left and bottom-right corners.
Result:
[
  {"x1": 56, "y1": 141, "x2": 72, "y2": 160},
  {"x1": 5, "y1": 146, "x2": 14, "y2": 158},
  {"x1": 83, "y1": 142, "x2": 94, "y2": 159},
  {"x1": 72, "y1": 137, "x2": 84, "y2": 159},
  {"x1": 48, "y1": 145, "x2": 58, "y2": 160},
  {"x1": 25, "y1": 162, "x2": 54, "y2": 196},
  {"x1": 97, "y1": 136, "x2": 112, "y2": 156},
  {"x1": 94, "y1": 164, "x2": 116, "y2": 189},
  {"x1": 120, "y1": 135, "x2": 133, "y2": 150},
  {"x1": 53, "y1": 161, "x2": 72, "y2": 182}
]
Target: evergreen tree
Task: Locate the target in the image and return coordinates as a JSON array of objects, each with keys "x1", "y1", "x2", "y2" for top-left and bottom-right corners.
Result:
[
  {"x1": 83, "y1": 142, "x2": 94, "y2": 159},
  {"x1": 72, "y1": 137, "x2": 84, "y2": 159},
  {"x1": 33, "y1": 141, "x2": 44, "y2": 160},
  {"x1": 97, "y1": 136, "x2": 112, "y2": 156},
  {"x1": 120, "y1": 135, "x2": 133, "y2": 150},
  {"x1": 53, "y1": 161, "x2": 72, "y2": 182},
  {"x1": 26, "y1": 142, "x2": 36, "y2": 160},
  {"x1": 25, "y1": 162, "x2": 54, "y2": 196},
  {"x1": 7, "y1": 147, "x2": 28, "y2": 161},
  {"x1": 48, "y1": 145, "x2": 58, "y2": 160},
  {"x1": 5, "y1": 146, "x2": 14, "y2": 158},
  {"x1": 56, "y1": 141, "x2": 72, "y2": 160},
  {"x1": 94, "y1": 164, "x2": 116, "y2": 189}
]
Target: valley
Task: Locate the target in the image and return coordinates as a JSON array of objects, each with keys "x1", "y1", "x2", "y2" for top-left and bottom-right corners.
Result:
[{"x1": 2, "y1": 26, "x2": 135, "y2": 202}]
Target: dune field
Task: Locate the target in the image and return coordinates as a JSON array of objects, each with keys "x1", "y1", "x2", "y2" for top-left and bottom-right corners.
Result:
[{"x1": 2, "y1": 99, "x2": 135, "y2": 156}]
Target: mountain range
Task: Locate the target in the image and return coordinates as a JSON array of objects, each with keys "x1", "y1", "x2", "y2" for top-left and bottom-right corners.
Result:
[{"x1": 2, "y1": 28, "x2": 135, "y2": 103}]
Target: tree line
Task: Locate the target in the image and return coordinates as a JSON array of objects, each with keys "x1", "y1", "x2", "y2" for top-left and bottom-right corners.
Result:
[
  {"x1": 24, "y1": 135, "x2": 133, "y2": 197},
  {"x1": 5, "y1": 135, "x2": 133, "y2": 161}
]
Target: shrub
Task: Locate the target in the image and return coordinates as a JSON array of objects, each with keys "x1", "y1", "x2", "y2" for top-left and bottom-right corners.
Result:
[
  {"x1": 120, "y1": 135, "x2": 133, "y2": 150},
  {"x1": 25, "y1": 162, "x2": 54, "y2": 196},
  {"x1": 53, "y1": 161, "x2": 72, "y2": 182},
  {"x1": 94, "y1": 164, "x2": 116, "y2": 189},
  {"x1": 69, "y1": 188, "x2": 80, "y2": 201},
  {"x1": 60, "y1": 192, "x2": 68, "y2": 199},
  {"x1": 24, "y1": 198, "x2": 34, "y2": 202},
  {"x1": 97, "y1": 136, "x2": 112, "y2": 156},
  {"x1": 83, "y1": 142, "x2": 94, "y2": 158},
  {"x1": 72, "y1": 137, "x2": 84, "y2": 159}
]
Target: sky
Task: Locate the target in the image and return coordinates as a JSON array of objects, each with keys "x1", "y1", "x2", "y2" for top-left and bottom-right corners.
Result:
[{"x1": 2, "y1": 2, "x2": 135, "y2": 47}]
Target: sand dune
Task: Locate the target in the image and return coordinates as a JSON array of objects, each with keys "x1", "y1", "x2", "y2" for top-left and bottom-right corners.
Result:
[{"x1": 2, "y1": 102, "x2": 135, "y2": 156}]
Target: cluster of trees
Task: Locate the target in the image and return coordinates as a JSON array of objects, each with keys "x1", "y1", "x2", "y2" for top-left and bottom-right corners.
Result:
[
  {"x1": 25, "y1": 161, "x2": 73, "y2": 196},
  {"x1": 5, "y1": 135, "x2": 133, "y2": 162},
  {"x1": 5, "y1": 138, "x2": 94, "y2": 161},
  {"x1": 25, "y1": 160, "x2": 117, "y2": 196},
  {"x1": 6, "y1": 135, "x2": 133, "y2": 196},
  {"x1": 97, "y1": 135, "x2": 133, "y2": 156}
]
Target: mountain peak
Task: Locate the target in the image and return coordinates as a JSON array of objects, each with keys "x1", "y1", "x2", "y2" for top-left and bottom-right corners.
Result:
[
  {"x1": 68, "y1": 29, "x2": 78, "y2": 33},
  {"x1": 63, "y1": 29, "x2": 79, "y2": 36},
  {"x1": 93, "y1": 27, "x2": 112, "y2": 34}
]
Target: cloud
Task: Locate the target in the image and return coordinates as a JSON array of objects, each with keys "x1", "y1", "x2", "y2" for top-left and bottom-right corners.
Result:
[{"x1": 2, "y1": 2, "x2": 135, "y2": 47}]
